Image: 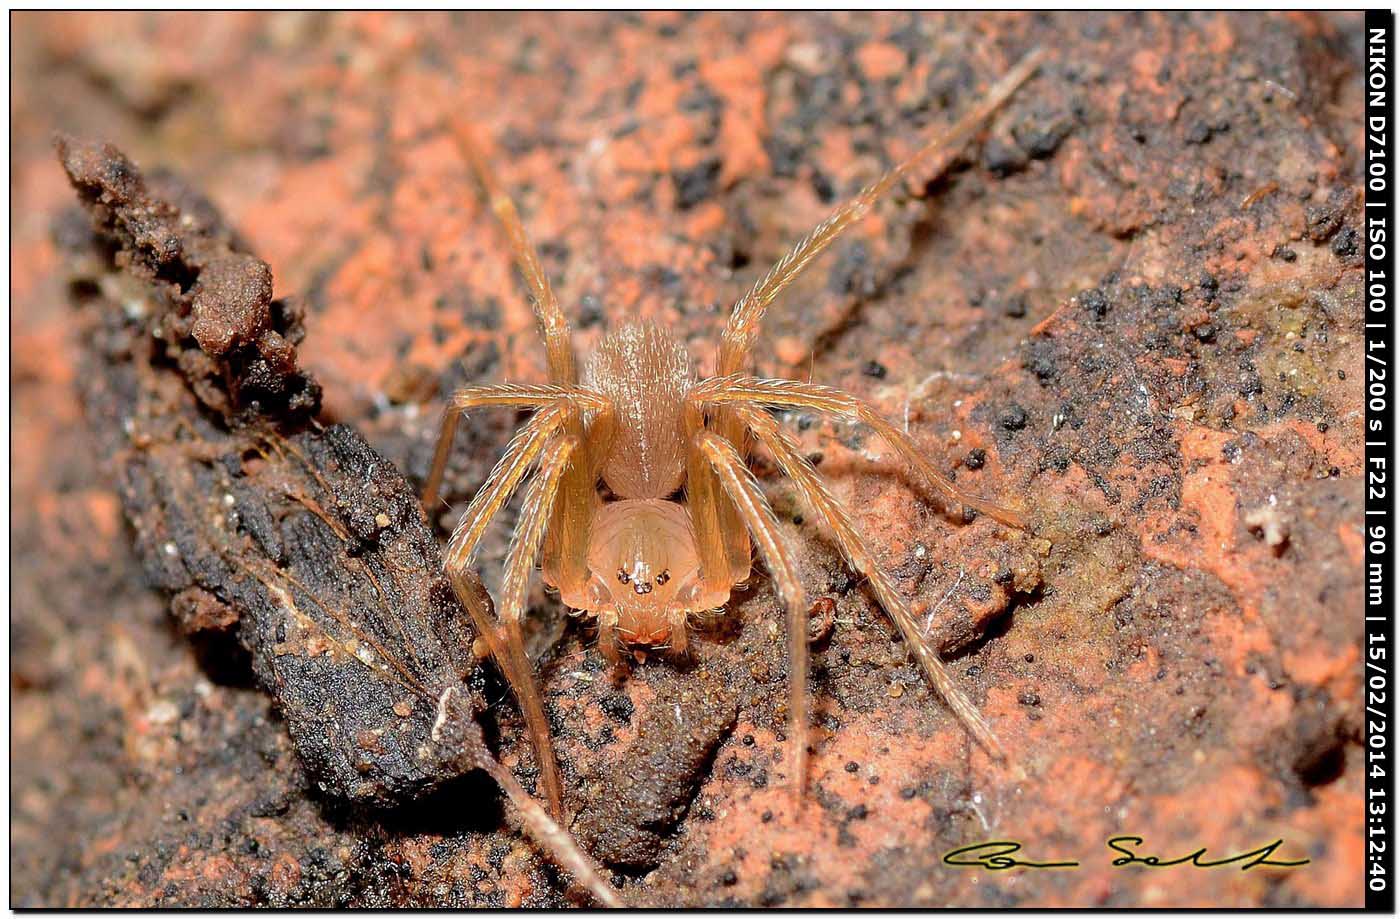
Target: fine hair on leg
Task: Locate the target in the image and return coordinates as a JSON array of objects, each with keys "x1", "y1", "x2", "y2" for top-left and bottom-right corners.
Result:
[
  {"x1": 696, "y1": 431, "x2": 812, "y2": 796},
  {"x1": 733, "y1": 403, "x2": 1005, "y2": 760}
]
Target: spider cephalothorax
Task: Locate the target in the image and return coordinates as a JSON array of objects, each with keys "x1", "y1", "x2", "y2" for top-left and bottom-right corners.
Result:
[{"x1": 425, "y1": 49, "x2": 1043, "y2": 819}]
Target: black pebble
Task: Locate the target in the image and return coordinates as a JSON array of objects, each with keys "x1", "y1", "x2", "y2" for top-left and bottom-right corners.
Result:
[
  {"x1": 1331, "y1": 226, "x2": 1358, "y2": 259},
  {"x1": 1000, "y1": 404, "x2": 1028, "y2": 431},
  {"x1": 1185, "y1": 121, "x2": 1214, "y2": 144},
  {"x1": 1079, "y1": 287, "x2": 1109, "y2": 319},
  {"x1": 672, "y1": 158, "x2": 722, "y2": 210},
  {"x1": 982, "y1": 136, "x2": 1028, "y2": 177}
]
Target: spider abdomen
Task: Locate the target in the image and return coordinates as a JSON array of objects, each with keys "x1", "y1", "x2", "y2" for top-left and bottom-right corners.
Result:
[{"x1": 582, "y1": 321, "x2": 694, "y2": 499}]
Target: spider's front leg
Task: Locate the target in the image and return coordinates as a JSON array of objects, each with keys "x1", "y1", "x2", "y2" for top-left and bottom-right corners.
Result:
[
  {"x1": 434, "y1": 388, "x2": 607, "y2": 819},
  {"x1": 450, "y1": 119, "x2": 577, "y2": 385},
  {"x1": 441, "y1": 432, "x2": 577, "y2": 821},
  {"x1": 692, "y1": 430, "x2": 813, "y2": 798},
  {"x1": 423, "y1": 384, "x2": 601, "y2": 510},
  {"x1": 713, "y1": 48, "x2": 1043, "y2": 380}
]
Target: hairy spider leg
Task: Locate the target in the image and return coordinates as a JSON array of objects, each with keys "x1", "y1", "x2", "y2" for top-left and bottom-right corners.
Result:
[
  {"x1": 492, "y1": 434, "x2": 580, "y2": 817},
  {"x1": 697, "y1": 432, "x2": 811, "y2": 796},
  {"x1": 424, "y1": 383, "x2": 597, "y2": 510},
  {"x1": 445, "y1": 126, "x2": 600, "y2": 667},
  {"x1": 701, "y1": 48, "x2": 1042, "y2": 626},
  {"x1": 451, "y1": 119, "x2": 577, "y2": 385},
  {"x1": 715, "y1": 47, "x2": 1044, "y2": 379},
  {"x1": 732, "y1": 402, "x2": 1006, "y2": 760},
  {"x1": 438, "y1": 394, "x2": 604, "y2": 818},
  {"x1": 692, "y1": 375, "x2": 1026, "y2": 529},
  {"x1": 693, "y1": 374, "x2": 1025, "y2": 758},
  {"x1": 680, "y1": 397, "x2": 750, "y2": 598}
]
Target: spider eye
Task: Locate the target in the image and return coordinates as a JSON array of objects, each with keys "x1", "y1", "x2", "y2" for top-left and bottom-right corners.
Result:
[
  {"x1": 633, "y1": 581, "x2": 653, "y2": 595},
  {"x1": 656, "y1": 570, "x2": 670, "y2": 586},
  {"x1": 616, "y1": 568, "x2": 630, "y2": 584}
]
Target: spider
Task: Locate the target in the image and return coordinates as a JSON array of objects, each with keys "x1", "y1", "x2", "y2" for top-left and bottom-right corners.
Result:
[{"x1": 424, "y1": 49, "x2": 1043, "y2": 819}]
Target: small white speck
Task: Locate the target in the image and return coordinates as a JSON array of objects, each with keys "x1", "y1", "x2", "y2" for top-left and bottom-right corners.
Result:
[
  {"x1": 950, "y1": 430, "x2": 962, "y2": 442},
  {"x1": 967, "y1": 794, "x2": 991, "y2": 832},
  {"x1": 356, "y1": 644, "x2": 374, "y2": 665},
  {"x1": 223, "y1": 494, "x2": 236, "y2": 507},
  {"x1": 146, "y1": 700, "x2": 179, "y2": 725},
  {"x1": 163, "y1": 542, "x2": 178, "y2": 557},
  {"x1": 431, "y1": 687, "x2": 455, "y2": 742},
  {"x1": 924, "y1": 567, "x2": 965, "y2": 636}
]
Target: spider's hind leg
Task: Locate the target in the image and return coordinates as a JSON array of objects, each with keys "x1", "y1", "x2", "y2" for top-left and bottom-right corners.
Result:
[
  {"x1": 734, "y1": 403, "x2": 1006, "y2": 762},
  {"x1": 692, "y1": 375, "x2": 1027, "y2": 530}
]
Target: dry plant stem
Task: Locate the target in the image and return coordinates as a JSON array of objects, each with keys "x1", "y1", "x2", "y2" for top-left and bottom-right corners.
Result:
[
  {"x1": 732, "y1": 405, "x2": 1005, "y2": 760},
  {"x1": 252, "y1": 551, "x2": 619, "y2": 905},
  {"x1": 428, "y1": 676, "x2": 619, "y2": 910},
  {"x1": 475, "y1": 752, "x2": 623, "y2": 908}
]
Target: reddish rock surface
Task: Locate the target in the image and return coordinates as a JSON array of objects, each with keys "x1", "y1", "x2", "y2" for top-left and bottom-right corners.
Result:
[{"x1": 13, "y1": 11, "x2": 1365, "y2": 907}]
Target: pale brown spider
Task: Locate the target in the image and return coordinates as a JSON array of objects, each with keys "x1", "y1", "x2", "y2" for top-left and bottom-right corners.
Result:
[{"x1": 425, "y1": 49, "x2": 1043, "y2": 819}]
